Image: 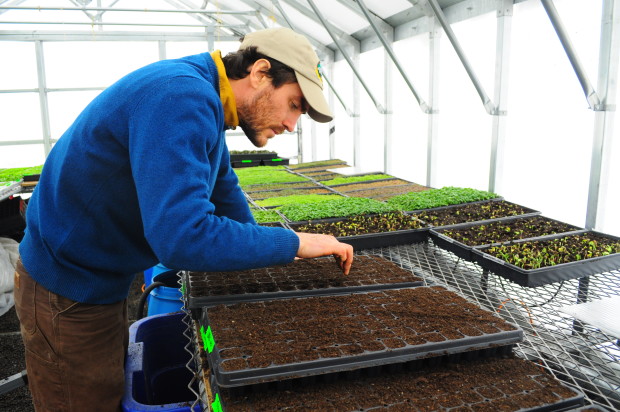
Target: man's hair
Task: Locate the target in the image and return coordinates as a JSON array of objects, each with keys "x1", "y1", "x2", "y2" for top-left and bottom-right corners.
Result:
[{"x1": 222, "y1": 46, "x2": 297, "y2": 88}]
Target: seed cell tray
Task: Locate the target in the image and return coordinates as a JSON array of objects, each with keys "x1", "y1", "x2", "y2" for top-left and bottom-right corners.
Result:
[
  {"x1": 410, "y1": 199, "x2": 540, "y2": 228},
  {"x1": 261, "y1": 158, "x2": 289, "y2": 166},
  {"x1": 430, "y1": 215, "x2": 583, "y2": 262},
  {"x1": 231, "y1": 160, "x2": 261, "y2": 168},
  {"x1": 287, "y1": 214, "x2": 429, "y2": 251},
  {"x1": 200, "y1": 286, "x2": 523, "y2": 387},
  {"x1": 229, "y1": 152, "x2": 278, "y2": 162},
  {"x1": 472, "y1": 230, "x2": 620, "y2": 287},
  {"x1": 184, "y1": 255, "x2": 424, "y2": 310},
  {"x1": 204, "y1": 357, "x2": 584, "y2": 412}
]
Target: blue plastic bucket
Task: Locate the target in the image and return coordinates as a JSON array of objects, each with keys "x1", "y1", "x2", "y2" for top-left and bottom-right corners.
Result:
[
  {"x1": 144, "y1": 263, "x2": 170, "y2": 287},
  {"x1": 123, "y1": 312, "x2": 201, "y2": 411},
  {"x1": 147, "y1": 270, "x2": 183, "y2": 316}
]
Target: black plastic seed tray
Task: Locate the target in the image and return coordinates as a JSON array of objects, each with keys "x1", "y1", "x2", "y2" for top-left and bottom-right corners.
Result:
[
  {"x1": 261, "y1": 158, "x2": 289, "y2": 166},
  {"x1": 409, "y1": 199, "x2": 540, "y2": 228},
  {"x1": 184, "y1": 255, "x2": 424, "y2": 311},
  {"x1": 200, "y1": 286, "x2": 523, "y2": 388},
  {"x1": 232, "y1": 160, "x2": 261, "y2": 168},
  {"x1": 472, "y1": 230, "x2": 620, "y2": 287},
  {"x1": 203, "y1": 357, "x2": 584, "y2": 412},
  {"x1": 430, "y1": 215, "x2": 583, "y2": 262},
  {"x1": 287, "y1": 214, "x2": 429, "y2": 251},
  {"x1": 230, "y1": 152, "x2": 278, "y2": 162}
]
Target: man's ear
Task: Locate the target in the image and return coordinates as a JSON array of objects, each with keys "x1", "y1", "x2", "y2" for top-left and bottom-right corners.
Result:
[{"x1": 248, "y1": 59, "x2": 272, "y2": 88}]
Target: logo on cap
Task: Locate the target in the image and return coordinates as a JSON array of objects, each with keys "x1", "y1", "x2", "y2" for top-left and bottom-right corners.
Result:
[{"x1": 315, "y1": 63, "x2": 323, "y2": 85}]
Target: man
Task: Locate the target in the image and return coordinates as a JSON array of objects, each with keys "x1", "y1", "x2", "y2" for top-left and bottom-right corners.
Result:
[{"x1": 14, "y1": 27, "x2": 353, "y2": 411}]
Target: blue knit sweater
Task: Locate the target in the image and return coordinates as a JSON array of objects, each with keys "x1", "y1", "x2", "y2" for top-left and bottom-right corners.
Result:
[{"x1": 19, "y1": 53, "x2": 299, "y2": 304}]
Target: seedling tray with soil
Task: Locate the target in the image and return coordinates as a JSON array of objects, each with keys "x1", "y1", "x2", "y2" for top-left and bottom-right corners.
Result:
[
  {"x1": 200, "y1": 286, "x2": 523, "y2": 387},
  {"x1": 242, "y1": 181, "x2": 322, "y2": 193},
  {"x1": 411, "y1": 199, "x2": 539, "y2": 228},
  {"x1": 245, "y1": 187, "x2": 334, "y2": 201},
  {"x1": 473, "y1": 230, "x2": 620, "y2": 287},
  {"x1": 287, "y1": 159, "x2": 348, "y2": 170},
  {"x1": 184, "y1": 255, "x2": 424, "y2": 310},
  {"x1": 328, "y1": 178, "x2": 411, "y2": 193},
  {"x1": 229, "y1": 151, "x2": 278, "y2": 161},
  {"x1": 430, "y1": 215, "x2": 583, "y2": 261},
  {"x1": 344, "y1": 182, "x2": 430, "y2": 199},
  {"x1": 205, "y1": 357, "x2": 584, "y2": 412},
  {"x1": 287, "y1": 212, "x2": 429, "y2": 250}
]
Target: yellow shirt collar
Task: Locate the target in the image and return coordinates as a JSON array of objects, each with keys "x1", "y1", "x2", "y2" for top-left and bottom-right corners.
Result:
[{"x1": 211, "y1": 50, "x2": 238, "y2": 129}]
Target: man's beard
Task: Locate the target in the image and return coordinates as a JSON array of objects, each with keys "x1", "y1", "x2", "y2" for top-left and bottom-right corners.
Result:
[{"x1": 237, "y1": 87, "x2": 277, "y2": 148}]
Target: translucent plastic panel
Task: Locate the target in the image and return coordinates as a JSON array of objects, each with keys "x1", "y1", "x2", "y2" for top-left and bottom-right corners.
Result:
[
  {"x1": 331, "y1": 59, "x2": 355, "y2": 167},
  {"x1": 435, "y1": 12, "x2": 495, "y2": 191},
  {"x1": 502, "y1": 0, "x2": 600, "y2": 228},
  {"x1": 598, "y1": 108, "x2": 620, "y2": 237},
  {"x1": 0, "y1": 93, "x2": 42, "y2": 142},
  {"x1": 0, "y1": 145, "x2": 46, "y2": 170},
  {"x1": 358, "y1": 47, "x2": 387, "y2": 174},
  {"x1": 44, "y1": 42, "x2": 158, "y2": 89},
  {"x1": 390, "y1": 35, "x2": 430, "y2": 186},
  {"x1": 47, "y1": 91, "x2": 103, "y2": 140},
  {"x1": 0, "y1": 42, "x2": 38, "y2": 90}
]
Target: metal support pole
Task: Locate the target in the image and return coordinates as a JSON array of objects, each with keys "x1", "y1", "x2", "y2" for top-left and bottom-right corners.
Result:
[
  {"x1": 307, "y1": 0, "x2": 387, "y2": 114},
  {"x1": 489, "y1": 0, "x2": 513, "y2": 194},
  {"x1": 35, "y1": 40, "x2": 52, "y2": 157},
  {"x1": 541, "y1": 0, "x2": 602, "y2": 111},
  {"x1": 427, "y1": 0, "x2": 496, "y2": 115},
  {"x1": 158, "y1": 40, "x2": 167, "y2": 60},
  {"x1": 585, "y1": 0, "x2": 619, "y2": 230},
  {"x1": 383, "y1": 26, "x2": 394, "y2": 174},
  {"x1": 427, "y1": 18, "x2": 441, "y2": 188},
  {"x1": 355, "y1": 0, "x2": 431, "y2": 113}
]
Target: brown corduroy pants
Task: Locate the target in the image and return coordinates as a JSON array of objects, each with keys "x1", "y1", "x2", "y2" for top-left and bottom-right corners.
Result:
[{"x1": 13, "y1": 259, "x2": 128, "y2": 412}]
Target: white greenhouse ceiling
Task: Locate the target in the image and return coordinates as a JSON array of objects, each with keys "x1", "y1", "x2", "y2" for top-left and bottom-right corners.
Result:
[{"x1": 0, "y1": 0, "x2": 530, "y2": 59}]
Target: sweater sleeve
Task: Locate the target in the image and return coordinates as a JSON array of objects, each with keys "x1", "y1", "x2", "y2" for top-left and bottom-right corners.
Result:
[
  {"x1": 211, "y1": 148, "x2": 256, "y2": 224},
  {"x1": 128, "y1": 75, "x2": 298, "y2": 271}
]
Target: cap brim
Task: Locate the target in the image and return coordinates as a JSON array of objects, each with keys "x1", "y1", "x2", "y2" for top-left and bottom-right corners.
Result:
[{"x1": 296, "y1": 72, "x2": 333, "y2": 123}]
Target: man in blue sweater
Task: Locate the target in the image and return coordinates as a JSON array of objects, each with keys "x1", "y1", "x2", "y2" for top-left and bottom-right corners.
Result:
[{"x1": 14, "y1": 27, "x2": 353, "y2": 411}]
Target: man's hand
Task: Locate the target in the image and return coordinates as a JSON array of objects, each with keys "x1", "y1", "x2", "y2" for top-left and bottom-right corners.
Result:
[{"x1": 295, "y1": 232, "x2": 354, "y2": 275}]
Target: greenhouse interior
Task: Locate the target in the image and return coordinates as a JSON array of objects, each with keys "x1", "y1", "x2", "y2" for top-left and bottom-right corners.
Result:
[{"x1": 0, "y1": 0, "x2": 619, "y2": 411}]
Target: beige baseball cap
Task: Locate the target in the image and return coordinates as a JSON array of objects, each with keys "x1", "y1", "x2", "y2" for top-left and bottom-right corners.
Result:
[{"x1": 239, "y1": 27, "x2": 333, "y2": 123}]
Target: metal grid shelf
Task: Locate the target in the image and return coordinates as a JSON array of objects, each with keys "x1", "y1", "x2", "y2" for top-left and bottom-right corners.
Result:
[
  {"x1": 358, "y1": 240, "x2": 620, "y2": 411},
  {"x1": 183, "y1": 240, "x2": 620, "y2": 411}
]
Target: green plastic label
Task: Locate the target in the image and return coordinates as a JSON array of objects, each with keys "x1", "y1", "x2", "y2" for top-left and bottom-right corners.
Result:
[
  {"x1": 271, "y1": 158, "x2": 282, "y2": 161},
  {"x1": 241, "y1": 159, "x2": 252, "y2": 163},
  {"x1": 202, "y1": 325, "x2": 215, "y2": 353},
  {"x1": 211, "y1": 393, "x2": 223, "y2": 412}
]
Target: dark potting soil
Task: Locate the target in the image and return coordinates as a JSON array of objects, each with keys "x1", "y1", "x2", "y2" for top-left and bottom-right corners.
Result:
[
  {"x1": 414, "y1": 200, "x2": 534, "y2": 227},
  {"x1": 187, "y1": 255, "x2": 422, "y2": 297},
  {"x1": 482, "y1": 232, "x2": 620, "y2": 269},
  {"x1": 246, "y1": 187, "x2": 331, "y2": 200},
  {"x1": 438, "y1": 215, "x2": 582, "y2": 246},
  {"x1": 290, "y1": 212, "x2": 427, "y2": 237},
  {"x1": 213, "y1": 357, "x2": 579, "y2": 412},
  {"x1": 206, "y1": 286, "x2": 518, "y2": 372},
  {"x1": 294, "y1": 164, "x2": 349, "y2": 173},
  {"x1": 243, "y1": 182, "x2": 320, "y2": 192},
  {"x1": 345, "y1": 183, "x2": 430, "y2": 199},
  {"x1": 314, "y1": 173, "x2": 345, "y2": 181},
  {"x1": 332, "y1": 179, "x2": 411, "y2": 192}
]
